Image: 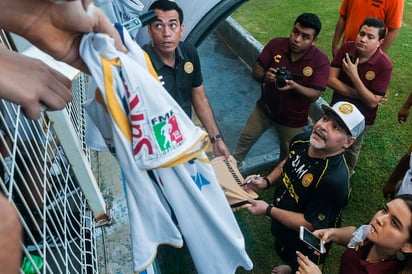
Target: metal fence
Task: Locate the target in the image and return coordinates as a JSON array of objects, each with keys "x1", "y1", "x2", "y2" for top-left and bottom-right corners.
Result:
[{"x1": 0, "y1": 30, "x2": 104, "y2": 272}]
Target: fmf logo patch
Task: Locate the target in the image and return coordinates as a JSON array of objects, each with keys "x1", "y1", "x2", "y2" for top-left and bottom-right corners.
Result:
[{"x1": 152, "y1": 114, "x2": 183, "y2": 151}]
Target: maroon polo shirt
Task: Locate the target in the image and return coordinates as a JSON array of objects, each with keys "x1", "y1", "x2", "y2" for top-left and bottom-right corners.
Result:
[
  {"x1": 339, "y1": 240, "x2": 399, "y2": 274},
  {"x1": 256, "y1": 38, "x2": 330, "y2": 127},
  {"x1": 331, "y1": 41, "x2": 393, "y2": 125}
]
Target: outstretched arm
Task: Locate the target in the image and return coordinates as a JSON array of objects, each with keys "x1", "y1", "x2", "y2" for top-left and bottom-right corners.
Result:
[
  {"x1": 313, "y1": 226, "x2": 357, "y2": 246},
  {"x1": 247, "y1": 199, "x2": 314, "y2": 232},
  {"x1": 0, "y1": 0, "x2": 126, "y2": 73},
  {"x1": 191, "y1": 84, "x2": 230, "y2": 158},
  {"x1": 0, "y1": 45, "x2": 73, "y2": 119}
]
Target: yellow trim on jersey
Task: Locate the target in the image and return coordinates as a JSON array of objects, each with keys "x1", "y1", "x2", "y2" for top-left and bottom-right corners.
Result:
[
  {"x1": 156, "y1": 134, "x2": 210, "y2": 168},
  {"x1": 142, "y1": 50, "x2": 160, "y2": 81},
  {"x1": 101, "y1": 57, "x2": 132, "y2": 142}
]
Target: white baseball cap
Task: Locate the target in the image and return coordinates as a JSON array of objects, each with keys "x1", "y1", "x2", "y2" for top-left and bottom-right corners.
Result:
[{"x1": 321, "y1": 101, "x2": 365, "y2": 138}]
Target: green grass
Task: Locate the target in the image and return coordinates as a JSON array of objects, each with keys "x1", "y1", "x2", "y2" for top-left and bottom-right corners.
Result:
[{"x1": 231, "y1": 1, "x2": 412, "y2": 273}]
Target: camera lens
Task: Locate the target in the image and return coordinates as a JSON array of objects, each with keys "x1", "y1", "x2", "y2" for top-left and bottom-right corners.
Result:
[{"x1": 275, "y1": 78, "x2": 287, "y2": 88}]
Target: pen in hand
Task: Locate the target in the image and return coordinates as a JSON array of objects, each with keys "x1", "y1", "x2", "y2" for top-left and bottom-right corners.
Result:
[{"x1": 240, "y1": 174, "x2": 260, "y2": 186}]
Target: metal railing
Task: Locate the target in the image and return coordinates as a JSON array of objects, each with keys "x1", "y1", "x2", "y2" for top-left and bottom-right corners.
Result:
[
  {"x1": 0, "y1": 29, "x2": 105, "y2": 272},
  {"x1": 0, "y1": 96, "x2": 99, "y2": 273}
]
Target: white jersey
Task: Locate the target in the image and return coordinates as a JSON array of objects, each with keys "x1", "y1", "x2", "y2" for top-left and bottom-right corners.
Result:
[
  {"x1": 80, "y1": 27, "x2": 253, "y2": 273},
  {"x1": 397, "y1": 152, "x2": 412, "y2": 196}
]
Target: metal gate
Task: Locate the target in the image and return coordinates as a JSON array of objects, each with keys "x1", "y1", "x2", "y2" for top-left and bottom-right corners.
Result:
[{"x1": 0, "y1": 30, "x2": 107, "y2": 273}]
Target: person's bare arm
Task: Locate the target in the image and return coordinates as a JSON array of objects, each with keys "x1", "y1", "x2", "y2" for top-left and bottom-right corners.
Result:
[
  {"x1": 341, "y1": 54, "x2": 383, "y2": 108},
  {"x1": 191, "y1": 84, "x2": 229, "y2": 158},
  {"x1": 0, "y1": 0, "x2": 126, "y2": 73},
  {"x1": 0, "y1": 194, "x2": 22, "y2": 274},
  {"x1": 383, "y1": 152, "x2": 411, "y2": 199},
  {"x1": 251, "y1": 62, "x2": 267, "y2": 83},
  {"x1": 332, "y1": 15, "x2": 346, "y2": 57},
  {"x1": 0, "y1": 45, "x2": 73, "y2": 119},
  {"x1": 328, "y1": 55, "x2": 382, "y2": 108},
  {"x1": 253, "y1": 63, "x2": 321, "y2": 101},
  {"x1": 243, "y1": 159, "x2": 286, "y2": 192},
  {"x1": 279, "y1": 80, "x2": 321, "y2": 101},
  {"x1": 247, "y1": 199, "x2": 313, "y2": 232},
  {"x1": 381, "y1": 28, "x2": 400, "y2": 53},
  {"x1": 328, "y1": 66, "x2": 357, "y2": 98},
  {"x1": 398, "y1": 92, "x2": 412, "y2": 124},
  {"x1": 313, "y1": 226, "x2": 357, "y2": 246},
  {"x1": 266, "y1": 159, "x2": 286, "y2": 186}
]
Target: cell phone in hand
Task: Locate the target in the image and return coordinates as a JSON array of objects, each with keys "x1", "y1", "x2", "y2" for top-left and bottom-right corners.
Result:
[
  {"x1": 299, "y1": 226, "x2": 326, "y2": 254},
  {"x1": 348, "y1": 54, "x2": 356, "y2": 64}
]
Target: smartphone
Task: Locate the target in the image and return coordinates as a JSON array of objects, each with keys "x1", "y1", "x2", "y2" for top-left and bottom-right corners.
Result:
[
  {"x1": 299, "y1": 226, "x2": 325, "y2": 254},
  {"x1": 348, "y1": 54, "x2": 356, "y2": 64}
]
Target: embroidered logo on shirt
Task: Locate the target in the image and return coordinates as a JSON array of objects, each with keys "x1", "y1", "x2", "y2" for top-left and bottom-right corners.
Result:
[
  {"x1": 152, "y1": 111, "x2": 183, "y2": 152},
  {"x1": 184, "y1": 62, "x2": 194, "y2": 74},
  {"x1": 274, "y1": 54, "x2": 282, "y2": 63},
  {"x1": 302, "y1": 66, "x2": 313, "y2": 77},
  {"x1": 302, "y1": 173, "x2": 313, "y2": 187},
  {"x1": 365, "y1": 71, "x2": 376, "y2": 81}
]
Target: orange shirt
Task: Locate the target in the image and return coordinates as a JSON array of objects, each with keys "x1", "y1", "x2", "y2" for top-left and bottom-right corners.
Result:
[{"x1": 339, "y1": 0, "x2": 404, "y2": 42}]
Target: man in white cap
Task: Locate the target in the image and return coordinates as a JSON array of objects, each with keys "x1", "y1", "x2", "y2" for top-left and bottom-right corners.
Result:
[{"x1": 243, "y1": 101, "x2": 365, "y2": 274}]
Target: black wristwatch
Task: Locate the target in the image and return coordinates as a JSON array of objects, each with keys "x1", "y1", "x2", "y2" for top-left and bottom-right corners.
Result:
[
  {"x1": 265, "y1": 204, "x2": 274, "y2": 218},
  {"x1": 263, "y1": 177, "x2": 271, "y2": 189},
  {"x1": 210, "y1": 134, "x2": 223, "y2": 144}
]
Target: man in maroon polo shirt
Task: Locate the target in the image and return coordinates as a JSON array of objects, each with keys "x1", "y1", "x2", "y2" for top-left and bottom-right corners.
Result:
[
  {"x1": 233, "y1": 13, "x2": 330, "y2": 165},
  {"x1": 329, "y1": 17, "x2": 393, "y2": 174}
]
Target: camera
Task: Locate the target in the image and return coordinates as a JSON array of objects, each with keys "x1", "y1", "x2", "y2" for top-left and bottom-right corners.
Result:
[{"x1": 275, "y1": 67, "x2": 295, "y2": 88}]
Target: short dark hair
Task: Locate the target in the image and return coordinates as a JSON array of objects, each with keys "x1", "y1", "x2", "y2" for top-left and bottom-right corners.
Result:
[
  {"x1": 359, "y1": 17, "x2": 386, "y2": 40},
  {"x1": 294, "y1": 13, "x2": 322, "y2": 37},
  {"x1": 148, "y1": 0, "x2": 184, "y2": 24}
]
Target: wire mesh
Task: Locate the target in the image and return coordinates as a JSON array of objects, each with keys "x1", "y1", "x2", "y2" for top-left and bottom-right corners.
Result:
[{"x1": 0, "y1": 71, "x2": 99, "y2": 273}]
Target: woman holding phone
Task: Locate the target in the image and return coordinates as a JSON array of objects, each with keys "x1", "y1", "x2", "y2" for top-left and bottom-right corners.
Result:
[{"x1": 296, "y1": 194, "x2": 412, "y2": 274}]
